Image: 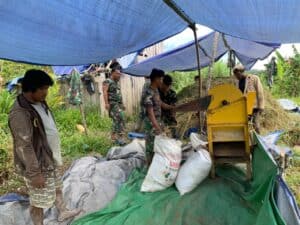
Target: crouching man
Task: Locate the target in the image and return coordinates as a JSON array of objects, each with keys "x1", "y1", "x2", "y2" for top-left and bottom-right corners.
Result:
[{"x1": 9, "y1": 69, "x2": 81, "y2": 225}]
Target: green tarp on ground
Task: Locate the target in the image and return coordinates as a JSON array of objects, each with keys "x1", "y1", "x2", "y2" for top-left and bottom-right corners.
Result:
[{"x1": 72, "y1": 139, "x2": 286, "y2": 225}]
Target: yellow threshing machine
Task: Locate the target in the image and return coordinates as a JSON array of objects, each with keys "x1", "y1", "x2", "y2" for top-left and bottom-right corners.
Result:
[{"x1": 206, "y1": 84, "x2": 256, "y2": 179}]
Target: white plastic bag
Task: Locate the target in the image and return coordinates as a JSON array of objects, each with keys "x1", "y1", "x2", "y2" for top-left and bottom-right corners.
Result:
[
  {"x1": 175, "y1": 149, "x2": 212, "y2": 195},
  {"x1": 141, "y1": 135, "x2": 182, "y2": 192},
  {"x1": 190, "y1": 132, "x2": 208, "y2": 149}
]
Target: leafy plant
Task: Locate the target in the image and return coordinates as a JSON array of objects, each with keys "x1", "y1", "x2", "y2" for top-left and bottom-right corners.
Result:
[
  {"x1": 0, "y1": 90, "x2": 15, "y2": 114},
  {"x1": 47, "y1": 82, "x2": 64, "y2": 110},
  {"x1": 275, "y1": 51, "x2": 286, "y2": 80}
]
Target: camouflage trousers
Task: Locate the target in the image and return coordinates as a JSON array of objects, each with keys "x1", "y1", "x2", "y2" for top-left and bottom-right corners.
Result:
[
  {"x1": 143, "y1": 118, "x2": 155, "y2": 161},
  {"x1": 143, "y1": 118, "x2": 163, "y2": 162},
  {"x1": 109, "y1": 104, "x2": 125, "y2": 137}
]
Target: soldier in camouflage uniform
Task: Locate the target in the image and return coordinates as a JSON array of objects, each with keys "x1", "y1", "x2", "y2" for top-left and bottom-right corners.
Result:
[
  {"x1": 103, "y1": 62, "x2": 126, "y2": 145},
  {"x1": 159, "y1": 75, "x2": 178, "y2": 137},
  {"x1": 140, "y1": 69, "x2": 175, "y2": 162}
]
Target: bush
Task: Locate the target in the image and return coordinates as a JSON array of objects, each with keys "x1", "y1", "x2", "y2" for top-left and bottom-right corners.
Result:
[
  {"x1": 201, "y1": 61, "x2": 230, "y2": 78},
  {"x1": 170, "y1": 61, "x2": 230, "y2": 93},
  {"x1": 170, "y1": 71, "x2": 197, "y2": 93},
  {"x1": 0, "y1": 60, "x2": 51, "y2": 82}
]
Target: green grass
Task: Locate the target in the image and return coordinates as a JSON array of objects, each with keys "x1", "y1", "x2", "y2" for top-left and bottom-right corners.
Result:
[
  {"x1": 53, "y1": 106, "x2": 113, "y2": 159},
  {"x1": 290, "y1": 97, "x2": 300, "y2": 105},
  {"x1": 285, "y1": 147, "x2": 300, "y2": 205}
]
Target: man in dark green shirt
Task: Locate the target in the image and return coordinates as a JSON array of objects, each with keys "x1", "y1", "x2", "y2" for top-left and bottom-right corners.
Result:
[
  {"x1": 159, "y1": 75, "x2": 177, "y2": 126},
  {"x1": 140, "y1": 69, "x2": 175, "y2": 162}
]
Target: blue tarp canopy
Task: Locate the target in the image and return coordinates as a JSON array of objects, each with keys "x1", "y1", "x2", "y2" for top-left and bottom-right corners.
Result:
[
  {"x1": 0, "y1": 0, "x2": 186, "y2": 65},
  {"x1": 123, "y1": 32, "x2": 279, "y2": 76},
  {"x1": 52, "y1": 65, "x2": 89, "y2": 76},
  {"x1": 173, "y1": 0, "x2": 300, "y2": 44},
  {"x1": 0, "y1": 0, "x2": 300, "y2": 65},
  {"x1": 52, "y1": 53, "x2": 138, "y2": 76}
]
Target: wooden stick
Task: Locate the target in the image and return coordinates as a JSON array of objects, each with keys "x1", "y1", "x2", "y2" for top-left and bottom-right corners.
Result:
[{"x1": 79, "y1": 104, "x2": 88, "y2": 136}]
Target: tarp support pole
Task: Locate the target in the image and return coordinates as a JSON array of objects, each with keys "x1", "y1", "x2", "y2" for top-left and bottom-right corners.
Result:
[
  {"x1": 207, "y1": 32, "x2": 220, "y2": 92},
  {"x1": 163, "y1": 0, "x2": 203, "y2": 130},
  {"x1": 221, "y1": 34, "x2": 235, "y2": 76},
  {"x1": 191, "y1": 26, "x2": 203, "y2": 131}
]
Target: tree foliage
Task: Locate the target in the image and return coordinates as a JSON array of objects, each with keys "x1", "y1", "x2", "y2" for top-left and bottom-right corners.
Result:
[
  {"x1": 272, "y1": 45, "x2": 300, "y2": 97},
  {"x1": 0, "y1": 59, "x2": 51, "y2": 82}
]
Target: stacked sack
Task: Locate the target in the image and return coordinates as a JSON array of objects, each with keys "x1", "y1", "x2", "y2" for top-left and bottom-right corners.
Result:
[
  {"x1": 141, "y1": 135, "x2": 182, "y2": 192},
  {"x1": 176, "y1": 133, "x2": 212, "y2": 195},
  {"x1": 141, "y1": 133, "x2": 212, "y2": 195}
]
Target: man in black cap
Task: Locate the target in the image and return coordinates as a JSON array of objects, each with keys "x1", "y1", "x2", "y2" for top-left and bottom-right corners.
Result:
[
  {"x1": 140, "y1": 69, "x2": 174, "y2": 162},
  {"x1": 103, "y1": 62, "x2": 126, "y2": 145}
]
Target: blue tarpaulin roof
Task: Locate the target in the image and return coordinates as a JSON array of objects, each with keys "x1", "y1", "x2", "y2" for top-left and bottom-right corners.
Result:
[
  {"x1": 52, "y1": 65, "x2": 89, "y2": 76},
  {"x1": 173, "y1": 0, "x2": 300, "y2": 44},
  {"x1": 123, "y1": 32, "x2": 279, "y2": 76},
  {"x1": 52, "y1": 53, "x2": 138, "y2": 76},
  {"x1": 0, "y1": 0, "x2": 186, "y2": 65},
  {"x1": 0, "y1": 0, "x2": 300, "y2": 66}
]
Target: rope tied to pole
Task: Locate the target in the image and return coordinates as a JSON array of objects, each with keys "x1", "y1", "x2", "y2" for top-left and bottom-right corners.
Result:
[{"x1": 206, "y1": 32, "x2": 220, "y2": 93}]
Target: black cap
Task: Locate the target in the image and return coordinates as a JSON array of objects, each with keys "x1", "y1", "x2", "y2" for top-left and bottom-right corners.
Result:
[
  {"x1": 110, "y1": 62, "x2": 122, "y2": 72},
  {"x1": 149, "y1": 68, "x2": 165, "y2": 81}
]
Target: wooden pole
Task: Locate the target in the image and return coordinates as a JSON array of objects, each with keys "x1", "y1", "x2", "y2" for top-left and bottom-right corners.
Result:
[
  {"x1": 222, "y1": 34, "x2": 235, "y2": 77},
  {"x1": 78, "y1": 71, "x2": 88, "y2": 136},
  {"x1": 79, "y1": 104, "x2": 88, "y2": 136},
  {"x1": 163, "y1": 0, "x2": 204, "y2": 132},
  {"x1": 191, "y1": 26, "x2": 203, "y2": 132},
  {"x1": 207, "y1": 32, "x2": 220, "y2": 92}
]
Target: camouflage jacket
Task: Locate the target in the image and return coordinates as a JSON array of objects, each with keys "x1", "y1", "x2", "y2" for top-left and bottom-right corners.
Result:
[
  {"x1": 140, "y1": 85, "x2": 161, "y2": 120},
  {"x1": 103, "y1": 78, "x2": 123, "y2": 105}
]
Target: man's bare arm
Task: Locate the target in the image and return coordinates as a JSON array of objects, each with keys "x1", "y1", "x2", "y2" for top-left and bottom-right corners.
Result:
[
  {"x1": 161, "y1": 102, "x2": 175, "y2": 110},
  {"x1": 102, "y1": 83, "x2": 110, "y2": 110},
  {"x1": 147, "y1": 106, "x2": 161, "y2": 134}
]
